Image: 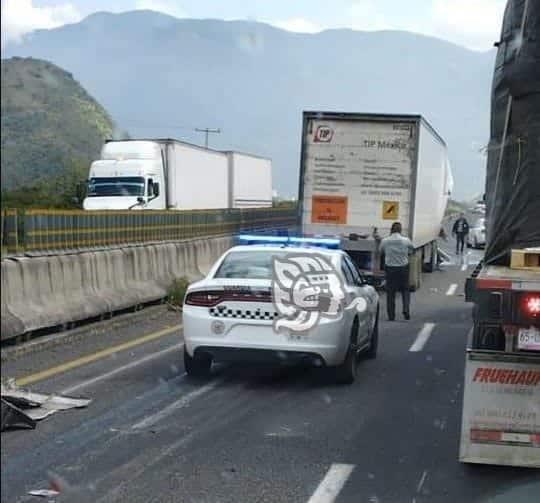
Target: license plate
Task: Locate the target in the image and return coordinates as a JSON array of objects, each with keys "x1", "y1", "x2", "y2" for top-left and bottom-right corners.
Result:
[{"x1": 517, "y1": 327, "x2": 540, "y2": 351}]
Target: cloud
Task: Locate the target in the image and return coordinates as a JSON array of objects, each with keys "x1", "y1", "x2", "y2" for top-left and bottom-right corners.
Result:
[
  {"x1": 269, "y1": 0, "x2": 505, "y2": 51},
  {"x1": 1, "y1": 0, "x2": 81, "y2": 46},
  {"x1": 272, "y1": 17, "x2": 322, "y2": 34},
  {"x1": 135, "y1": 0, "x2": 187, "y2": 19},
  {"x1": 271, "y1": 1, "x2": 389, "y2": 35},
  {"x1": 347, "y1": 0, "x2": 393, "y2": 32},
  {"x1": 430, "y1": 0, "x2": 506, "y2": 50}
]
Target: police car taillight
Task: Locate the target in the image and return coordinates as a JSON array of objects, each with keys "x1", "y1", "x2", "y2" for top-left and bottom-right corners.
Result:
[
  {"x1": 524, "y1": 294, "x2": 540, "y2": 317},
  {"x1": 185, "y1": 291, "x2": 223, "y2": 307}
]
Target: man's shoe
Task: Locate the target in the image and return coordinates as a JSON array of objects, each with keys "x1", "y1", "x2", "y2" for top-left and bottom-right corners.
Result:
[
  {"x1": 388, "y1": 316, "x2": 395, "y2": 322},
  {"x1": 403, "y1": 312, "x2": 410, "y2": 320}
]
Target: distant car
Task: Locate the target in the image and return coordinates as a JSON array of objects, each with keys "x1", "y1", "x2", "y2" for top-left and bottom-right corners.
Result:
[
  {"x1": 473, "y1": 202, "x2": 486, "y2": 215},
  {"x1": 468, "y1": 218, "x2": 486, "y2": 249},
  {"x1": 182, "y1": 242, "x2": 380, "y2": 384}
]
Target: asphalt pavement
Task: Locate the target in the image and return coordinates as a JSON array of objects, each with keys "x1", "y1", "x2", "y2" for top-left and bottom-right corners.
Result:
[{"x1": 2, "y1": 245, "x2": 539, "y2": 503}]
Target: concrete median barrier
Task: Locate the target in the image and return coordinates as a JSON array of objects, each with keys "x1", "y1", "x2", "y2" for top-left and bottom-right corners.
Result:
[{"x1": 1, "y1": 236, "x2": 233, "y2": 342}]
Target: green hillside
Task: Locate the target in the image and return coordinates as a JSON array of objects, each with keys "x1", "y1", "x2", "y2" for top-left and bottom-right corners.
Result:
[{"x1": 1, "y1": 57, "x2": 113, "y2": 192}]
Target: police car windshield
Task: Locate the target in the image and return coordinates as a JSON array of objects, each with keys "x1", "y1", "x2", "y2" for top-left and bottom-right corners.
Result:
[{"x1": 214, "y1": 250, "x2": 287, "y2": 279}]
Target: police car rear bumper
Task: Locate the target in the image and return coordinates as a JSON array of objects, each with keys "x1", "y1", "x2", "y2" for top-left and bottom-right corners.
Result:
[
  {"x1": 183, "y1": 305, "x2": 350, "y2": 366},
  {"x1": 194, "y1": 347, "x2": 324, "y2": 366}
]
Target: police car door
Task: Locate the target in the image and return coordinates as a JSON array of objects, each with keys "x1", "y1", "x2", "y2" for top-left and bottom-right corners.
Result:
[
  {"x1": 341, "y1": 254, "x2": 369, "y2": 346},
  {"x1": 343, "y1": 254, "x2": 375, "y2": 345}
]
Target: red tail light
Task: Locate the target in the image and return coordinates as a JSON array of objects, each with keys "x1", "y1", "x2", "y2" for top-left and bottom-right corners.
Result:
[
  {"x1": 185, "y1": 288, "x2": 273, "y2": 307},
  {"x1": 524, "y1": 294, "x2": 540, "y2": 316},
  {"x1": 185, "y1": 291, "x2": 223, "y2": 307}
]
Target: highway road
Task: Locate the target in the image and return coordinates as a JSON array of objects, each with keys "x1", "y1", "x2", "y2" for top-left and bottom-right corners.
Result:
[{"x1": 2, "y1": 244, "x2": 539, "y2": 503}]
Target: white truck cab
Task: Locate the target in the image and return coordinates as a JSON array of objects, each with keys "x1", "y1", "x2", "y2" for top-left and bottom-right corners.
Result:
[{"x1": 83, "y1": 141, "x2": 165, "y2": 210}]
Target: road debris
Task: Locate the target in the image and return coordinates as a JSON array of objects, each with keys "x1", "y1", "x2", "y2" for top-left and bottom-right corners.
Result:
[
  {"x1": 1, "y1": 398, "x2": 36, "y2": 430},
  {"x1": 28, "y1": 489, "x2": 60, "y2": 498},
  {"x1": 1, "y1": 379, "x2": 91, "y2": 431}
]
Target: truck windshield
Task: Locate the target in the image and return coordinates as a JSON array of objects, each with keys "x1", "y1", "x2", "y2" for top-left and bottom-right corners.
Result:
[{"x1": 87, "y1": 177, "x2": 145, "y2": 197}]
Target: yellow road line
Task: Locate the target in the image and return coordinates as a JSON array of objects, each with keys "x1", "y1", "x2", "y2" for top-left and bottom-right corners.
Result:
[{"x1": 16, "y1": 324, "x2": 182, "y2": 387}]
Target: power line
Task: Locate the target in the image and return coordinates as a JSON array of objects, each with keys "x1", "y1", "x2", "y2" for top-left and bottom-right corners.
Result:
[
  {"x1": 195, "y1": 127, "x2": 221, "y2": 148},
  {"x1": 119, "y1": 120, "x2": 195, "y2": 131}
]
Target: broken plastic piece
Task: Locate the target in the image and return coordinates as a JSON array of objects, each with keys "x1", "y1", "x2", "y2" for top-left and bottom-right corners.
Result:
[
  {"x1": 1, "y1": 398, "x2": 36, "y2": 431},
  {"x1": 28, "y1": 489, "x2": 60, "y2": 497}
]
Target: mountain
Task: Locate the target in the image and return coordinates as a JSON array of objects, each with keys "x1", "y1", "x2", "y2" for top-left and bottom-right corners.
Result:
[
  {"x1": 2, "y1": 11, "x2": 496, "y2": 198},
  {"x1": 1, "y1": 57, "x2": 113, "y2": 190}
]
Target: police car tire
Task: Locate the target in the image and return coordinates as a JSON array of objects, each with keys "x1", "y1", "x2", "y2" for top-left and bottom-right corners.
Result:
[
  {"x1": 365, "y1": 308, "x2": 379, "y2": 359},
  {"x1": 184, "y1": 347, "x2": 212, "y2": 377},
  {"x1": 335, "y1": 320, "x2": 358, "y2": 385}
]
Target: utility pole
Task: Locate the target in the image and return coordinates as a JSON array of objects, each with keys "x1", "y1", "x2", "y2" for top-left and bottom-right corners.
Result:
[{"x1": 195, "y1": 128, "x2": 221, "y2": 148}]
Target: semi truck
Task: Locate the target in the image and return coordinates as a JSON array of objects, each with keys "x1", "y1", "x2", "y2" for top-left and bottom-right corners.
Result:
[
  {"x1": 459, "y1": 0, "x2": 540, "y2": 468},
  {"x1": 82, "y1": 139, "x2": 273, "y2": 210},
  {"x1": 298, "y1": 111, "x2": 453, "y2": 289}
]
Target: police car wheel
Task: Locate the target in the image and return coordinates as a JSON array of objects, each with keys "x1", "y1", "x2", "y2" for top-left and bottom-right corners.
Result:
[
  {"x1": 184, "y1": 347, "x2": 212, "y2": 377},
  {"x1": 335, "y1": 319, "x2": 359, "y2": 385},
  {"x1": 365, "y1": 308, "x2": 379, "y2": 360}
]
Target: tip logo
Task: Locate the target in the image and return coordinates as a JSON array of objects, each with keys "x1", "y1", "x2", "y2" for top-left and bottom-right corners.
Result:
[{"x1": 314, "y1": 126, "x2": 333, "y2": 143}]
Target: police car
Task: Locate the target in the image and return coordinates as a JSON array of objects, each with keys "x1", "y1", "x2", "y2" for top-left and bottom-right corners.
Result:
[{"x1": 182, "y1": 236, "x2": 380, "y2": 384}]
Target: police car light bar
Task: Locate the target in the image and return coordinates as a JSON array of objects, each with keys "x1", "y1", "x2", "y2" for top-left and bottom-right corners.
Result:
[{"x1": 237, "y1": 235, "x2": 340, "y2": 249}]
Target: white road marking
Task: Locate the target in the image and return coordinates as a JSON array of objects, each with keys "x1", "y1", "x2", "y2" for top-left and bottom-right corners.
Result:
[
  {"x1": 461, "y1": 252, "x2": 470, "y2": 271},
  {"x1": 409, "y1": 323, "x2": 436, "y2": 352},
  {"x1": 62, "y1": 344, "x2": 184, "y2": 395},
  {"x1": 307, "y1": 464, "x2": 355, "y2": 503},
  {"x1": 132, "y1": 378, "x2": 222, "y2": 430},
  {"x1": 445, "y1": 284, "x2": 458, "y2": 296},
  {"x1": 416, "y1": 470, "x2": 428, "y2": 493}
]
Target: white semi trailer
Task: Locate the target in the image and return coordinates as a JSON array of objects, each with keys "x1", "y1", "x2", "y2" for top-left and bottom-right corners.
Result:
[
  {"x1": 298, "y1": 111, "x2": 453, "y2": 289},
  {"x1": 83, "y1": 139, "x2": 272, "y2": 211}
]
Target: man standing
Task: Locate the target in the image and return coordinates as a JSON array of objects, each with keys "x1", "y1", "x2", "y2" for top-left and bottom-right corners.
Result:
[
  {"x1": 452, "y1": 213, "x2": 470, "y2": 255},
  {"x1": 380, "y1": 222, "x2": 414, "y2": 321}
]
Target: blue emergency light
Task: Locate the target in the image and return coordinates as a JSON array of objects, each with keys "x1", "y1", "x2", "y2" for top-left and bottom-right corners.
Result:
[{"x1": 237, "y1": 234, "x2": 340, "y2": 249}]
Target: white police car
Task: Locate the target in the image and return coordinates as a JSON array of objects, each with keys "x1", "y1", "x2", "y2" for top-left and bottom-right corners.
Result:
[{"x1": 182, "y1": 236, "x2": 380, "y2": 384}]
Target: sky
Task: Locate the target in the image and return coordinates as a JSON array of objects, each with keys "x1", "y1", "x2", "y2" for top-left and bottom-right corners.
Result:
[{"x1": 1, "y1": 0, "x2": 506, "y2": 51}]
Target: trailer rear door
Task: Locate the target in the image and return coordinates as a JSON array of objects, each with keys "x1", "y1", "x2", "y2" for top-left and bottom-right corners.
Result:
[{"x1": 300, "y1": 115, "x2": 417, "y2": 238}]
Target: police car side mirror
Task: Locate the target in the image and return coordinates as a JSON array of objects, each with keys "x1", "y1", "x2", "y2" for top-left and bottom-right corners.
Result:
[{"x1": 361, "y1": 276, "x2": 373, "y2": 286}]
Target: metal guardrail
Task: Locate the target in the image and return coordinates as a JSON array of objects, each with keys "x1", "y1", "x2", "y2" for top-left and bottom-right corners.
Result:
[{"x1": 0, "y1": 207, "x2": 298, "y2": 255}]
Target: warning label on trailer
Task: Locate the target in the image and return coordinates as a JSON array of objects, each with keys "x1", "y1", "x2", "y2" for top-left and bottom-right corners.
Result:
[
  {"x1": 311, "y1": 196, "x2": 348, "y2": 224},
  {"x1": 382, "y1": 201, "x2": 399, "y2": 220}
]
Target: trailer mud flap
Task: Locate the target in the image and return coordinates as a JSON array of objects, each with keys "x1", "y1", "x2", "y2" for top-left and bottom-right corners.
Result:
[{"x1": 459, "y1": 351, "x2": 540, "y2": 468}]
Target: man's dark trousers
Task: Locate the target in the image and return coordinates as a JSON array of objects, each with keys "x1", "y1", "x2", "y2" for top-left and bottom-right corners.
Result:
[
  {"x1": 456, "y1": 233, "x2": 467, "y2": 254},
  {"x1": 385, "y1": 265, "x2": 410, "y2": 320}
]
